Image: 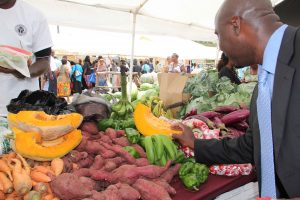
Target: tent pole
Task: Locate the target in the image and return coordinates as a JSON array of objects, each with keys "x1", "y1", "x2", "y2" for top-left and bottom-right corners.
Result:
[{"x1": 128, "y1": 12, "x2": 137, "y2": 102}]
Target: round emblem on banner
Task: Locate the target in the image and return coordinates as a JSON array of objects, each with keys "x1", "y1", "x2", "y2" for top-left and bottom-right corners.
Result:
[{"x1": 15, "y1": 24, "x2": 27, "y2": 36}]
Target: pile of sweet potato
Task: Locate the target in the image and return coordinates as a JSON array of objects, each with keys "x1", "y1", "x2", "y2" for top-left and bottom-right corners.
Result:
[{"x1": 51, "y1": 121, "x2": 181, "y2": 200}]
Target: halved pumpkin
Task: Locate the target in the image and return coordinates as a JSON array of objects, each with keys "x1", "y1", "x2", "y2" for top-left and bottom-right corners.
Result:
[
  {"x1": 8, "y1": 111, "x2": 83, "y2": 141},
  {"x1": 134, "y1": 103, "x2": 182, "y2": 136},
  {"x1": 12, "y1": 128, "x2": 82, "y2": 161}
]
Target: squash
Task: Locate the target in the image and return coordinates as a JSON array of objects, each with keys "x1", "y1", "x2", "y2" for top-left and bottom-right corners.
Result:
[
  {"x1": 11, "y1": 128, "x2": 82, "y2": 161},
  {"x1": 134, "y1": 103, "x2": 182, "y2": 136},
  {"x1": 8, "y1": 111, "x2": 83, "y2": 141}
]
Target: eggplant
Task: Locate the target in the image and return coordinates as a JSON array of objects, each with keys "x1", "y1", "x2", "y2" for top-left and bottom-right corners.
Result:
[
  {"x1": 185, "y1": 115, "x2": 215, "y2": 129},
  {"x1": 221, "y1": 109, "x2": 250, "y2": 125},
  {"x1": 214, "y1": 105, "x2": 239, "y2": 113},
  {"x1": 213, "y1": 116, "x2": 228, "y2": 131},
  {"x1": 232, "y1": 121, "x2": 249, "y2": 131},
  {"x1": 198, "y1": 111, "x2": 221, "y2": 119},
  {"x1": 183, "y1": 108, "x2": 197, "y2": 119}
]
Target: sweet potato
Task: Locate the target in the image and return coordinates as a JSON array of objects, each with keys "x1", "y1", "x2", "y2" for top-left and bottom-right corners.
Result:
[
  {"x1": 69, "y1": 150, "x2": 88, "y2": 163},
  {"x1": 81, "y1": 122, "x2": 99, "y2": 135},
  {"x1": 101, "y1": 143, "x2": 136, "y2": 164},
  {"x1": 116, "y1": 183, "x2": 141, "y2": 200},
  {"x1": 103, "y1": 161, "x2": 117, "y2": 172},
  {"x1": 101, "y1": 185, "x2": 121, "y2": 200},
  {"x1": 101, "y1": 150, "x2": 117, "y2": 159},
  {"x1": 79, "y1": 177, "x2": 97, "y2": 191},
  {"x1": 116, "y1": 130, "x2": 125, "y2": 138},
  {"x1": 135, "y1": 158, "x2": 149, "y2": 167},
  {"x1": 132, "y1": 179, "x2": 171, "y2": 200},
  {"x1": 62, "y1": 157, "x2": 73, "y2": 173},
  {"x1": 105, "y1": 128, "x2": 117, "y2": 140},
  {"x1": 113, "y1": 137, "x2": 130, "y2": 147},
  {"x1": 105, "y1": 157, "x2": 124, "y2": 168},
  {"x1": 0, "y1": 191, "x2": 4, "y2": 200},
  {"x1": 99, "y1": 134, "x2": 113, "y2": 145},
  {"x1": 75, "y1": 136, "x2": 88, "y2": 152},
  {"x1": 152, "y1": 179, "x2": 176, "y2": 195},
  {"x1": 51, "y1": 173, "x2": 92, "y2": 200},
  {"x1": 90, "y1": 155, "x2": 105, "y2": 170},
  {"x1": 135, "y1": 160, "x2": 171, "y2": 179},
  {"x1": 161, "y1": 163, "x2": 181, "y2": 183},
  {"x1": 131, "y1": 144, "x2": 147, "y2": 158},
  {"x1": 90, "y1": 170, "x2": 111, "y2": 181},
  {"x1": 73, "y1": 168, "x2": 91, "y2": 177},
  {"x1": 77, "y1": 155, "x2": 94, "y2": 168},
  {"x1": 109, "y1": 165, "x2": 139, "y2": 185}
]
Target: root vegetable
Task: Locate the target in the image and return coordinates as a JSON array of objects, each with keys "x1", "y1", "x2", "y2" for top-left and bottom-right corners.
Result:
[
  {"x1": 109, "y1": 165, "x2": 139, "y2": 185},
  {"x1": 161, "y1": 163, "x2": 181, "y2": 183},
  {"x1": 72, "y1": 163, "x2": 79, "y2": 171},
  {"x1": 101, "y1": 143, "x2": 136, "y2": 164},
  {"x1": 152, "y1": 179, "x2": 176, "y2": 195},
  {"x1": 131, "y1": 144, "x2": 147, "y2": 158},
  {"x1": 81, "y1": 122, "x2": 99, "y2": 135},
  {"x1": 113, "y1": 137, "x2": 130, "y2": 147},
  {"x1": 69, "y1": 150, "x2": 88, "y2": 163},
  {"x1": 79, "y1": 177, "x2": 96, "y2": 191},
  {"x1": 103, "y1": 161, "x2": 117, "y2": 172},
  {"x1": 51, "y1": 173, "x2": 92, "y2": 200},
  {"x1": 8, "y1": 158, "x2": 32, "y2": 195},
  {"x1": 33, "y1": 182, "x2": 48, "y2": 194},
  {"x1": 33, "y1": 166, "x2": 54, "y2": 175},
  {"x1": 0, "y1": 191, "x2": 4, "y2": 200},
  {"x1": 0, "y1": 159, "x2": 12, "y2": 181},
  {"x1": 132, "y1": 179, "x2": 171, "y2": 200},
  {"x1": 0, "y1": 172, "x2": 13, "y2": 193},
  {"x1": 101, "y1": 185, "x2": 121, "y2": 199},
  {"x1": 116, "y1": 183, "x2": 141, "y2": 200},
  {"x1": 6, "y1": 191, "x2": 21, "y2": 200},
  {"x1": 43, "y1": 194, "x2": 53, "y2": 200},
  {"x1": 30, "y1": 171, "x2": 51, "y2": 183},
  {"x1": 135, "y1": 158, "x2": 149, "y2": 167},
  {"x1": 90, "y1": 155, "x2": 105, "y2": 170},
  {"x1": 135, "y1": 160, "x2": 171, "y2": 179},
  {"x1": 116, "y1": 130, "x2": 125, "y2": 138},
  {"x1": 105, "y1": 157, "x2": 125, "y2": 167},
  {"x1": 77, "y1": 156, "x2": 94, "y2": 168},
  {"x1": 51, "y1": 158, "x2": 64, "y2": 176},
  {"x1": 75, "y1": 136, "x2": 88, "y2": 152},
  {"x1": 2, "y1": 152, "x2": 16, "y2": 160},
  {"x1": 62, "y1": 157, "x2": 72, "y2": 173},
  {"x1": 16, "y1": 154, "x2": 30, "y2": 175},
  {"x1": 23, "y1": 190, "x2": 41, "y2": 200},
  {"x1": 105, "y1": 128, "x2": 117, "y2": 140},
  {"x1": 90, "y1": 170, "x2": 111, "y2": 181},
  {"x1": 99, "y1": 135, "x2": 113, "y2": 145},
  {"x1": 73, "y1": 168, "x2": 91, "y2": 177},
  {"x1": 100, "y1": 150, "x2": 117, "y2": 159}
]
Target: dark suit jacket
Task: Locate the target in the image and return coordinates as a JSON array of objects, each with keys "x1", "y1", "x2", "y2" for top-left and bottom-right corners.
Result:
[{"x1": 195, "y1": 26, "x2": 300, "y2": 198}]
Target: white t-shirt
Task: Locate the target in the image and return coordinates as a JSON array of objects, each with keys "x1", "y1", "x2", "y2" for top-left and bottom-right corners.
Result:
[{"x1": 0, "y1": 0, "x2": 53, "y2": 116}]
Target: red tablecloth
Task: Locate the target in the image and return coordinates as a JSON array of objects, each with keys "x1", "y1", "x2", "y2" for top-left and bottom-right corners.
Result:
[{"x1": 171, "y1": 172, "x2": 257, "y2": 200}]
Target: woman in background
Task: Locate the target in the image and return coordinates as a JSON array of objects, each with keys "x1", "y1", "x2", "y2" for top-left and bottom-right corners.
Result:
[
  {"x1": 217, "y1": 53, "x2": 241, "y2": 85},
  {"x1": 70, "y1": 61, "x2": 83, "y2": 94},
  {"x1": 82, "y1": 55, "x2": 92, "y2": 89},
  {"x1": 96, "y1": 58, "x2": 108, "y2": 86},
  {"x1": 57, "y1": 58, "x2": 71, "y2": 101}
]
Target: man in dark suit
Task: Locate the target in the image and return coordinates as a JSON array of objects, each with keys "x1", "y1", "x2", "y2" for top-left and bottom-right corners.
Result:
[{"x1": 173, "y1": 0, "x2": 300, "y2": 198}]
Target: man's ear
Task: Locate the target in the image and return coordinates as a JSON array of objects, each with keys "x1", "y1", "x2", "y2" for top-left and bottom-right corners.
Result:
[{"x1": 231, "y1": 16, "x2": 241, "y2": 35}]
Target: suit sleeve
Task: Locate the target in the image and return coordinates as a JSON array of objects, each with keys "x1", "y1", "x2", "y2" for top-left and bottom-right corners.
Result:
[{"x1": 194, "y1": 86, "x2": 258, "y2": 166}]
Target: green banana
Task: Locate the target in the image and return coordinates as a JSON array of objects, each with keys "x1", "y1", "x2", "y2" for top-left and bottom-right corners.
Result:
[
  {"x1": 152, "y1": 104, "x2": 160, "y2": 117},
  {"x1": 160, "y1": 151, "x2": 167, "y2": 166},
  {"x1": 125, "y1": 103, "x2": 134, "y2": 114},
  {"x1": 112, "y1": 102, "x2": 123, "y2": 112},
  {"x1": 117, "y1": 102, "x2": 126, "y2": 116},
  {"x1": 160, "y1": 135, "x2": 177, "y2": 160},
  {"x1": 144, "y1": 136, "x2": 155, "y2": 164},
  {"x1": 152, "y1": 135, "x2": 164, "y2": 159}
]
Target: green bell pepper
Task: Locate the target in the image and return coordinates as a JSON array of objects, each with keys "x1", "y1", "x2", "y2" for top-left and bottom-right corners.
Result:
[
  {"x1": 98, "y1": 118, "x2": 114, "y2": 131},
  {"x1": 125, "y1": 128, "x2": 140, "y2": 144},
  {"x1": 179, "y1": 161, "x2": 209, "y2": 190},
  {"x1": 122, "y1": 118, "x2": 135, "y2": 129},
  {"x1": 123, "y1": 146, "x2": 140, "y2": 158}
]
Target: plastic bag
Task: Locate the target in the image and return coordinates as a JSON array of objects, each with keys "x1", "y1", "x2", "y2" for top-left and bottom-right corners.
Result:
[
  {"x1": 7, "y1": 90, "x2": 74, "y2": 115},
  {"x1": 0, "y1": 45, "x2": 32, "y2": 77}
]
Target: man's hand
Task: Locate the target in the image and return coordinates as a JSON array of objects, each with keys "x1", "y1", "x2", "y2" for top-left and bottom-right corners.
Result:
[
  {"x1": 172, "y1": 123, "x2": 196, "y2": 149},
  {"x1": 0, "y1": 67, "x2": 25, "y2": 79}
]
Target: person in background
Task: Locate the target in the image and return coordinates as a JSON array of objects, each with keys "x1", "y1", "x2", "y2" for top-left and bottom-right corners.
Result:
[
  {"x1": 96, "y1": 58, "x2": 108, "y2": 86},
  {"x1": 243, "y1": 64, "x2": 258, "y2": 83},
  {"x1": 70, "y1": 61, "x2": 83, "y2": 94},
  {"x1": 139, "y1": 60, "x2": 144, "y2": 68},
  {"x1": 141, "y1": 59, "x2": 151, "y2": 74},
  {"x1": 168, "y1": 53, "x2": 182, "y2": 73},
  {"x1": 78, "y1": 59, "x2": 83, "y2": 67},
  {"x1": 62, "y1": 55, "x2": 71, "y2": 72},
  {"x1": 48, "y1": 50, "x2": 59, "y2": 95},
  {"x1": 56, "y1": 58, "x2": 71, "y2": 101},
  {"x1": 0, "y1": 0, "x2": 53, "y2": 116},
  {"x1": 82, "y1": 55, "x2": 92, "y2": 89},
  {"x1": 155, "y1": 60, "x2": 162, "y2": 72},
  {"x1": 133, "y1": 59, "x2": 142, "y2": 76},
  {"x1": 149, "y1": 58, "x2": 154, "y2": 72},
  {"x1": 217, "y1": 53, "x2": 241, "y2": 84}
]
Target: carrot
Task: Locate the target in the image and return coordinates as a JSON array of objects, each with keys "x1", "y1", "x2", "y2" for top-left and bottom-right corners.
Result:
[
  {"x1": 0, "y1": 159, "x2": 12, "y2": 181},
  {"x1": 2, "y1": 152, "x2": 16, "y2": 160},
  {"x1": 16, "y1": 154, "x2": 30, "y2": 175},
  {"x1": 31, "y1": 180, "x2": 37, "y2": 187},
  {"x1": 31, "y1": 171, "x2": 51, "y2": 183},
  {"x1": 0, "y1": 180, "x2": 3, "y2": 191},
  {"x1": 50, "y1": 158, "x2": 64, "y2": 176},
  {"x1": 34, "y1": 166, "x2": 54, "y2": 175},
  {"x1": 0, "y1": 191, "x2": 4, "y2": 200},
  {"x1": 0, "y1": 172, "x2": 13, "y2": 194},
  {"x1": 7, "y1": 158, "x2": 32, "y2": 195}
]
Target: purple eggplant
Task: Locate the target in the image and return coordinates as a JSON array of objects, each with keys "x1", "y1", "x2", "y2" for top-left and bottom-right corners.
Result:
[
  {"x1": 227, "y1": 128, "x2": 246, "y2": 138},
  {"x1": 213, "y1": 116, "x2": 228, "y2": 131},
  {"x1": 186, "y1": 115, "x2": 215, "y2": 129},
  {"x1": 183, "y1": 108, "x2": 197, "y2": 119},
  {"x1": 232, "y1": 121, "x2": 249, "y2": 131},
  {"x1": 221, "y1": 109, "x2": 250, "y2": 125},
  {"x1": 198, "y1": 111, "x2": 221, "y2": 119},
  {"x1": 214, "y1": 105, "x2": 239, "y2": 113}
]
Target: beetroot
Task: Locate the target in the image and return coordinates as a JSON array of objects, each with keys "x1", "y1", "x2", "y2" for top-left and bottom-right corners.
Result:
[
  {"x1": 161, "y1": 163, "x2": 181, "y2": 183},
  {"x1": 221, "y1": 109, "x2": 250, "y2": 125},
  {"x1": 51, "y1": 173, "x2": 92, "y2": 200},
  {"x1": 113, "y1": 137, "x2": 131, "y2": 147},
  {"x1": 90, "y1": 155, "x2": 105, "y2": 170},
  {"x1": 81, "y1": 121, "x2": 99, "y2": 135},
  {"x1": 153, "y1": 179, "x2": 176, "y2": 195},
  {"x1": 131, "y1": 144, "x2": 147, "y2": 158},
  {"x1": 136, "y1": 158, "x2": 149, "y2": 167},
  {"x1": 116, "y1": 183, "x2": 141, "y2": 200},
  {"x1": 105, "y1": 128, "x2": 117, "y2": 140},
  {"x1": 214, "y1": 105, "x2": 239, "y2": 113},
  {"x1": 132, "y1": 179, "x2": 171, "y2": 200}
]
